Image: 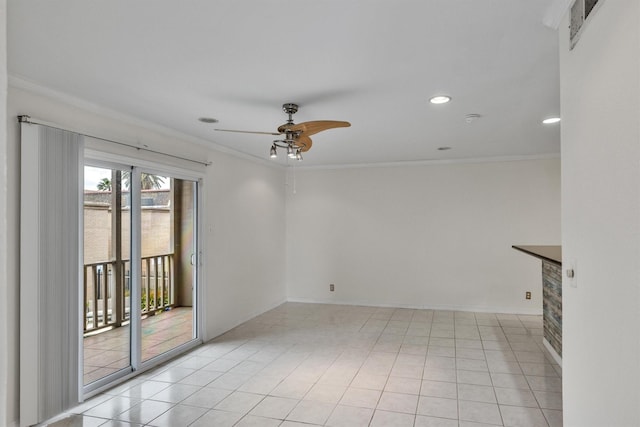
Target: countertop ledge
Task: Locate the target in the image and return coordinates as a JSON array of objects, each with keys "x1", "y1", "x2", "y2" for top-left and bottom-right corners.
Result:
[{"x1": 512, "y1": 245, "x2": 562, "y2": 265}]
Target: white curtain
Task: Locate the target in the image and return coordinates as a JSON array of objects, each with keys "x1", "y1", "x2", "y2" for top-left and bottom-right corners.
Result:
[{"x1": 20, "y1": 122, "x2": 83, "y2": 426}]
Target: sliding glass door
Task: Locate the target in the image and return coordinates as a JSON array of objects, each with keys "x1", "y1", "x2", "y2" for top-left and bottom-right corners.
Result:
[
  {"x1": 83, "y1": 164, "x2": 199, "y2": 391},
  {"x1": 83, "y1": 165, "x2": 132, "y2": 386},
  {"x1": 140, "y1": 174, "x2": 198, "y2": 363}
]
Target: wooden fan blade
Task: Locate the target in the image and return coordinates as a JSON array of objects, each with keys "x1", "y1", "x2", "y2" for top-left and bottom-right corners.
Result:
[
  {"x1": 289, "y1": 120, "x2": 351, "y2": 136},
  {"x1": 277, "y1": 123, "x2": 295, "y2": 133},
  {"x1": 296, "y1": 134, "x2": 313, "y2": 152},
  {"x1": 214, "y1": 128, "x2": 281, "y2": 136}
]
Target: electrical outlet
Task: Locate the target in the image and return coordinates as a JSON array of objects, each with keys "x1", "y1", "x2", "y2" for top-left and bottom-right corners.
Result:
[
  {"x1": 525, "y1": 291, "x2": 531, "y2": 300},
  {"x1": 330, "y1": 284, "x2": 335, "y2": 292}
]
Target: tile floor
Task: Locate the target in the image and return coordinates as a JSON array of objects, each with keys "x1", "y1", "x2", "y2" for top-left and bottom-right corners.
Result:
[
  {"x1": 50, "y1": 302, "x2": 562, "y2": 426},
  {"x1": 84, "y1": 307, "x2": 194, "y2": 385}
]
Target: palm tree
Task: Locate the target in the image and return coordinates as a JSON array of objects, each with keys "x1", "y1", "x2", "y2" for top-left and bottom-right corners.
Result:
[
  {"x1": 121, "y1": 171, "x2": 165, "y2": 190},
  {"x1": 140, "y1": 174, "x2": 165, "y2": 190},
  {"x1": 96, "y1": 177, "x2": 112, "y2": 191}
]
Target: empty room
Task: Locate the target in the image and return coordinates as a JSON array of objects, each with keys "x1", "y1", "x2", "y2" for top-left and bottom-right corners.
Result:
[{"x1": 1, "y1": 1, "x2": 639, "y2": 427}]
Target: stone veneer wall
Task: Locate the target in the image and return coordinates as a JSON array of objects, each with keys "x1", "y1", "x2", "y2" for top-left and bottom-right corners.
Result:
[{"x1": 542, "y1": 260, "x2": 562, "y2": 357}]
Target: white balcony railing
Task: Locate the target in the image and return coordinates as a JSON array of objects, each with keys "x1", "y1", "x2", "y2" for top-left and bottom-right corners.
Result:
[{"x1": 83, "y1": 254, "x2": 174, "y2": 333}]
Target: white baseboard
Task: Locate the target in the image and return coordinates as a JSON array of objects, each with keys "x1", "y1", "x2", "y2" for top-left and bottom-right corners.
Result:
[
  {"x1": 543, "y1": 338, "x2": 563, "y2": 366},
  {"x1": 285, "y1": 297, "x2": 543, "y2": 316},
  {"x1": 205, "y1": 297, "x2": 288, "y2": 342}
]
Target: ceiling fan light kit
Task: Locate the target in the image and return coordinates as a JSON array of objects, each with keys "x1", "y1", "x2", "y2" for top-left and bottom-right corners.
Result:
[{"x1": 215, "y1": 103, "x2": 350, "y2": 161}]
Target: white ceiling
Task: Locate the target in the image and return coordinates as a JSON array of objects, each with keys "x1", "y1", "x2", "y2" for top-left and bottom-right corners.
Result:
[{"x1": 8, "y1": 0, "x2": 561, "y2": 167}]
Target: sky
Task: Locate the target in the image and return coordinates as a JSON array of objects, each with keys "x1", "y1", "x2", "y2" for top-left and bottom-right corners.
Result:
[
  {"x1": 84, "y1": 166, "x2": 111, "y2": 191},
  {"x1": 84, "y1": 166, "x2": 170, "y2": 190}
]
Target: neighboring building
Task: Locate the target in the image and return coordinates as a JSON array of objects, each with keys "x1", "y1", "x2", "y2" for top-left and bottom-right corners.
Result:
[{"x1": 83, "y1": 189, "x2": 172, "y2": 263}]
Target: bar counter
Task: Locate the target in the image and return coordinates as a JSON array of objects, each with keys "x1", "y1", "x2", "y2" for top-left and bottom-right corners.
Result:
[{"x1": 512, "y1": 245, "x2": 562, "y2": 362}]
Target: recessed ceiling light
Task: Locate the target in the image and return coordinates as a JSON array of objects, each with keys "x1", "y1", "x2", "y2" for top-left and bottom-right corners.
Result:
[
  {"x1": 198, "y1": 117, "x2": 219, "y2": 123},
  {"x1": 430, "y1": 95, "x2": 451, "y2": 105},
  {"x1": 542, "y1": 117, "x2": 561, "y2": 124},
  {"x1": 437, "y1": 147, "x2": 451, "y2": 151}
]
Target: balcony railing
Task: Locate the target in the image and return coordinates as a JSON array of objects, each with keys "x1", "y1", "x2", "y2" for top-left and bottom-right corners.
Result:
[{"x1": 83, "y1": 254, "x2": 174, "y2": 333}]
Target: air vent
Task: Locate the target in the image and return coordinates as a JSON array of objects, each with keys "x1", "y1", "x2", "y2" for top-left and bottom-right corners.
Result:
[{"x1": 570, "y1": 0, "x2": 602, "y2": 49}]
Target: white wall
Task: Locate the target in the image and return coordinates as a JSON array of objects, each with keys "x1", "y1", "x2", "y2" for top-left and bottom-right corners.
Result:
[
  {"x1": 205, "y1": 150, "x2": 287, "y2": 337},
  {"x1": 0, "y1": 0, "x2": 8, "y2": 425},
  {"x1": 5, "y1": 85, "x2": 287, "y2": 425},
  {"x1": 560, "y1": 2, "x2": 640, "y2": 426},
  {"x1": 286, "y1": 158, "x2": 560, "y2": 314}
]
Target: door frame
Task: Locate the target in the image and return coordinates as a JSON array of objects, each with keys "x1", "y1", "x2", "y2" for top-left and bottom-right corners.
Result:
[{"x1": 81, "y1": 152, "x2": 205, "y2": 399}]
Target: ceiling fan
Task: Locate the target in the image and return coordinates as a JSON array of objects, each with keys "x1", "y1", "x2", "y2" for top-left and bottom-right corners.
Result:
[{"x1": 215, "y1": 103, "x2": 350, "y2": 161}]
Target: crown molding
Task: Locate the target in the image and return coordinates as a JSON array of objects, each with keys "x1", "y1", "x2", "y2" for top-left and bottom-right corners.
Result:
[
  {"x1": 293, "y1": 153, "x2": 560, "y2": 171},
  {"x1": 8, "y1": 74, "x2": 286, "y2": 170},
  {"x1": 8, "y1": 75, "x2": 561, "y2": 173}
]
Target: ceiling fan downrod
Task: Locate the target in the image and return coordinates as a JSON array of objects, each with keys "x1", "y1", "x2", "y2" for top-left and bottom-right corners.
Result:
[{"x1": 282, "y1": 103, "x2": 298, "y2": 125}]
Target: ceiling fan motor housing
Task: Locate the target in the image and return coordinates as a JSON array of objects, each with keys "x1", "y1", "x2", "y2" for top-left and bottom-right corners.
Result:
[{"x1": 282, "y1": 103, "x2": 299, "y2": 115}]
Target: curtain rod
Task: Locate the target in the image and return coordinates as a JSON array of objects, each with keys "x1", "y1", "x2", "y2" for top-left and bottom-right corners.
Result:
[{"x1": 17, "y1": 115, "x2": 212, "y2": 167}]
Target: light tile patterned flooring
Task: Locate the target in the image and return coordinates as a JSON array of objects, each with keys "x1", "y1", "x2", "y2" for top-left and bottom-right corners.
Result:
[
  {"x1": 51, "y1": 302, "x2": 562, "y2": 426},
  {"x1": 84, "y1": 307, "x2": 194, "y2": 385}
]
